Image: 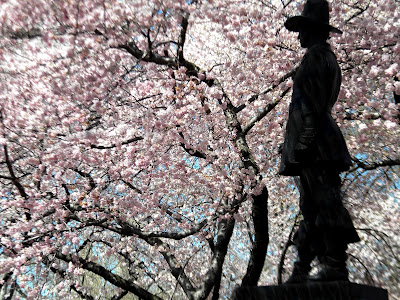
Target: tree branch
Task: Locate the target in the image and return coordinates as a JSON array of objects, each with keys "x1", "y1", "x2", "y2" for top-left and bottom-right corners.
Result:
[
  {"x1": 110, "y1": 35, "x2": 215, "y2": 86},
  {"x1": 101, "y1": 218, "x2": 208, "y2": 241},
  {"x1": 357, "y1": 228, "x2": 400, "y2": 265},
  {"x1": 194, "y1": 217, "x2": 236, "y2": 299},
  {"x1": 241, "y1": 187, "x2": 269, "y2": 286},
  {"x1": 0, "y1": 272, "x2": 15, "y2": 300},
  {"x1": 219, "y1": 92, "x2": 260, "y2": 174},
  {"x1": 3, "y1": 145, "x2": 28, "y2": 199},
  {"x1": 9, "y1": 28, "x2": 42, "y2": 39},
  {"x1": 348, "y1": 253, "x2": 375, "y2": 285},
  {"x1": 353, "y1": 157, "x2": 400, "y2": 170},
  {"x1": 111, "y1": 291, "x2": 129, "y2": 300},
  {"x1": 242, "y1": 87, "x2": 291, "y2": 134},
  {"x1": 178, "y1": 131, "x2": 207, "y2": 159},
  {"x1": 343, "y1": 111, "x2": 381, "y2": 121},
  {"x1": 177, "y1": 12, "x2": 189, "y2": 61},
  {"x1": 345, "y1": 2, "x2": 370, "y2": 24},
  {"x1": 3, "y1": 145, "x2": 30, "y2": 220},
  {"x1": 90, "y1": 137, "x2": 144, "y2": 149},
  {"x1": 235, "y1": 69, "x2": 296, "y2": 113},
  {"x1": 71, "y1": 168, "x2": 96, "y2": 190},
  {"x1": 55, "y1": 253, "x2": 162, "y2": 300},
  {"x1": 144, "y1": 237, "x2": 196, "y2": 298},
  {"x1": 277, "y1": 213, "x2": 299, "y2": 284},
  {"x1": 394, "y1": 76, "x2": 400, "y2": 105},
  {"x1": 211, "y1": 270, "x2": 222, "y2": 300},
  {"x1": 70, "y1": 285, "x2": 95, "y2": 300}
]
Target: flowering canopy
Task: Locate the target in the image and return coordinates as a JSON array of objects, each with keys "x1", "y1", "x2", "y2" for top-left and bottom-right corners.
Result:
[{"x1": 0, "y1": 0, "x2": 399, "y2": 299}]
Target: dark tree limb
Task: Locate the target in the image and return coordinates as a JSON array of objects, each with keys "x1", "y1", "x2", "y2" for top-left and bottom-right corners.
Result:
[
  {"x1": 241, "y1": 187, "x2": 269, "y2": 286},
  {"x1": 70, "y1": 285, "x2": 95, "y2": 300},
  {"x1": 56, "y1": 253, "x2": 162, "y2": 300},
  {"x1": 90, "y1": 137, "x2": 144, "y2": 149},
  {"x1": 3, "y1": 145, "x2": 28, "y2": 200},
  {"x1": 218, "y1": 92, "x2": 260, "y2": 173},
  {"x1": 193, "y1": 216, "x2": 236, "y2": 300},
  {"x1": 277, "y1": 213, "x2": 299, "y2": 284},
  {"x1": 343, "y1": 111, "x2": 381, "y2": 121},
  {"x1": 103, "y1": 32, "x2": 215, "y2": 86},
  {"x1": 235, "y1": 69, "x2": 296, "y2": 113},
  {"x1": 178, "y1": 131, "x2": 207, "y2": 159},
  {"x1": 71, "y1": 168, "x2": 97, "y2": 190},
  {"x1": 144, "y1": 237, "x2": 196, "y2": 299},
  {"x1": 177, "y1": 12, "x2": 189, "y2": 61},
  {"x1": 100, "y1": 218, "x2": 207, "y2": 240},
  {"x1": 357, "y1": 228, "x2": 400, "y2": 265},
  {"x1": 242, "y1": 87, "x2": 291, "y2": 134},
  {"x1": 348, "y1": 253, "x2": 375, "y2": 286},
  {"x1": 3, "y1": 145, "x2": 30, "y2": 220},
  {"x1": 211, "y1": 269, "x2": 222, "y2": 300},
  {"x1": 9, "y1": 28, "x2": 42, "y2": 39},
  {"x1": 14, "y1": 283, "x2": 27, "y2": 299},
  {"x1": 345, "y1": 1, "x2": 370, "y2": 24},
  {"x1": 0, "y1": 272, "x2": 15, "y2": 300},
  {"x1": 394, "y1": 77, "x2": 400, "y2": 105},
  {"x1": 352, "y1": 157, "x2": 400, "y2": 170},
  {"x1": 44, "y1": 257, "x2": 96, "y2": 300},
  {"x1": 111, "y1": 291, "x2": 129, "y2": 300},
  {"x1": 122, "y1": 179, "x2": 143, "y2": 194},
  {"x1": 214, "y1": 88, "x2": 270, "y2": 288}
]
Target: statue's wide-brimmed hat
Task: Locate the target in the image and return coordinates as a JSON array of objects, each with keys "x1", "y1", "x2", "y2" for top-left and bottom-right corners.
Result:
[{"x1": 284, "y1": 0, "x2": 343, "y2": 34}]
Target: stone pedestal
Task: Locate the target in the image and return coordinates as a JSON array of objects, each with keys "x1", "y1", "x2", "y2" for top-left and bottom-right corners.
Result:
[{"x1": 232, "y1": 281, "x2": 388, "y2": 300}]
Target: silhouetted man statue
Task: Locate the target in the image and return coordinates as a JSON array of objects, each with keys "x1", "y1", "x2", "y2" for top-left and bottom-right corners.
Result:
[{"x1": 279, "y1": 0, "x2": 360, "y2": 283}]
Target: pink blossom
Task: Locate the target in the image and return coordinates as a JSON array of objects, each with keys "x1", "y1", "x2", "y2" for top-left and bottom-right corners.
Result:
[
  {"x1": 61, "y1": 246, "x2": 70, "y2": 255},
  {"x1": 385, "y1": 63, "x2": 398, "y2": 76},
  {"x1": 369, "y1": 66, "x2": 380, "y2": 77}
]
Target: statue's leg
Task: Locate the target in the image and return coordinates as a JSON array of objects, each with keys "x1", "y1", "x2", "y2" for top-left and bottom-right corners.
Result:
[
  {"x1": 309, "y1": 232, "x2": 349, "y2": 281},
  {"x1": 285, "y1": 220, "x2": 316, "y2": 284},
  {"x1": 316, "y1": 230, "x2": 349, "y2": 278},
  {"x1": 285, "y1": 171, "x2": 319, "y2": 284},
  {"x1": 308, "y1": 168, "x2": 358, "y2": 281}
]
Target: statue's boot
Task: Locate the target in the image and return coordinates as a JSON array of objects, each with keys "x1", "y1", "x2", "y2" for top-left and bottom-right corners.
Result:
[
  {"x1": 285, "y1": 220, "x2": 316, "y2": 284},
  {"x1": 309, "y1": 230, "x2": 349, "y2": 281},
  {"x1": 308, "y1": 256, "x2": 348, "y2": 282},
  {"x1": 285, "y1": 261, "x2": 311, "y2": 284}
]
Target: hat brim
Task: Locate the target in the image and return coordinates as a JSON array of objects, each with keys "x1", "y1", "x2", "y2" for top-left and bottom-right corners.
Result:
[{"x1": 284, "y1": 16, "x2": 343, "y2": 35}]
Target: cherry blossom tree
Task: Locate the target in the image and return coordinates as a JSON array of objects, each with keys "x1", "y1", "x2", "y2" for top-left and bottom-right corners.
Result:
[{"x1": 0, "y1": 0, "x2": 399, "y2": 299}]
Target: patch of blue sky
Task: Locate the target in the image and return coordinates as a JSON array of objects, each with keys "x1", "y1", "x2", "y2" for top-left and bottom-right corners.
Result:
[
  {"x1": 17, "y1": 264, "x2": 35, "y2": 296},
  {"x1": 183, "y1": 155, "x2": 201, "y2": 170}
]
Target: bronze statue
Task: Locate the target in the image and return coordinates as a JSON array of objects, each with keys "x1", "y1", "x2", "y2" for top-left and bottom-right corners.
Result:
[{"x1": 279, "y1": 0, "x2": 360, "y2": 283}]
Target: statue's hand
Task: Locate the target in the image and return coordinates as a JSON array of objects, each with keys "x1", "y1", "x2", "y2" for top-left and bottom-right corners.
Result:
[
  {"x1": 295, "y1": 142, "x2": 309, "y2": 151},
  {"x1": 297, "y1": 124, "x2": 316, "y2": 146},
  {"x1": 294, "y1": 141, "x2": 313, "y2": 161}
]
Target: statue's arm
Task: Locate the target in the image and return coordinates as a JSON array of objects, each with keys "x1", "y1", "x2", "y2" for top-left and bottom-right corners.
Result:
[
  {"x1": 295, "y1": 49, "x2": 329, "y2": 151},
  {"x1": 296, "y1": 99, "x2": 316, "y2": 149}
]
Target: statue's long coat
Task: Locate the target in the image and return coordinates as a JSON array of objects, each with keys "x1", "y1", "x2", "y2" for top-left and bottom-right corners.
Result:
[{"x1": 279, "y1": 42, "x2": 352, "y2": 176}]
